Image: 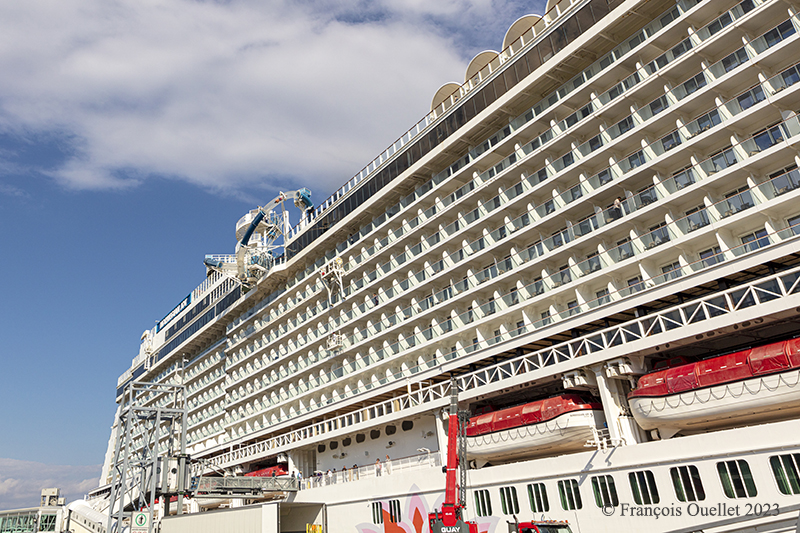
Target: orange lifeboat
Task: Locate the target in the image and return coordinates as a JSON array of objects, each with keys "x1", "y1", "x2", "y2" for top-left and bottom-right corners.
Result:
[
  {"x1": 466, "y1": 394, "x2": 604, "y2": 465},
  {"x1": 629, "y1": 338, "x2": 800, "y2": 438}
]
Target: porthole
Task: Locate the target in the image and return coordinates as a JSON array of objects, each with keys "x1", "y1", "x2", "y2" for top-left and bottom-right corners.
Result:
[
  {"x1": 370, "y1": 429, "x2": 381, "y2": 440},
  {"x1": 356, "y1": 433, "x2": 366, "y2": 443},
  {"x1": 330, "y1": 441, "x2": 339, "y2": 450},
  {"x1": 318, "y1": 444, "x2": 326, "y2": 453},
  {"x1": 343, "y1": 437, "x2": 352, "y2": 447},
  {"x1": 402, "y1": 420, "x2": 414, "y2": 431},
  {"x1": 386, "y1": 425, "x2": 397, "y2": 436}
]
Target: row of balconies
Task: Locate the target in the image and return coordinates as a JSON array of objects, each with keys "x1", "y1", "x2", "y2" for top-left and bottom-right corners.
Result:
[
  {"x1": 220, "y1": 59, "x2": 800, "y2": 409},
  {"x1": 222, "y1": 167, "x2": 800, "y2": 438},
  {"x1": 183, "y1": 349, "x2": 224, "y2": 384},
  {"x1": 222, "y1": 0, "x2": 752, "y2": 370},
  {"x1": 208, "y1": 254, "x2": 800, "y2": 468},
  {"x1": 198, "y1": 2, "x2": 792, "y2": 440},
  {"x1": 221, "y1": 212, "x2": 800, "y2": 444},
  {"x1": 195, "y1": 0, "x2": 792, "y2": 458},
  {"x1": 277, "y1": 0, "x2": 768, "y2": 291},
  {"x1": 223, "y1": 9, "x2": 798, "y2": 365},
  {"x1": 211, "y1": 260, "x2": 800, "y2": 465},
  {"x1": 223, "y1": 156, "x2": 796, "y2": 426},
  {"x1": 220, "y1": 136, "x2": 800, "y2": 432},
  {"x1": 190, "y1": 156, "x2": 800, "y2": 450},
  {"x1": 187, "y1": 385, "x2": 225, "y2": 415},
  {"x1": 187, "y1": 399, "x2": 225, "y2": 430},
  {"x1": 221, "y1": 0, "x2": 712, "y2": 344},
  {"x1": 186, "y1": 373, "x2": 224, "y2": 402}
]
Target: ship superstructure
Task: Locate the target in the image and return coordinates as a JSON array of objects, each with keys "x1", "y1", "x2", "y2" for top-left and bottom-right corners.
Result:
[{"x1": 99, "y1": 0, "x2": 800, "y2": 531}]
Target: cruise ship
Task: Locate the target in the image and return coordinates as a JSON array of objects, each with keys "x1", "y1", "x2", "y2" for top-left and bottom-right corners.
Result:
[{"x1": 81, "y1": 0, "x2": 800, "y2": 531}]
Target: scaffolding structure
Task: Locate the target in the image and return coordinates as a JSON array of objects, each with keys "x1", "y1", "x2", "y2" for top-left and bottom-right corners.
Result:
[{"x1": 106, "y1": 381, "x2": 188, "y2": 533}]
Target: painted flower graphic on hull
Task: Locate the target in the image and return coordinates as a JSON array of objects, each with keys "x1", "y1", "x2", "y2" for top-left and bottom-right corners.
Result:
[{"x1": 355, "y1": 486, "x2": 499, "y2": 533}]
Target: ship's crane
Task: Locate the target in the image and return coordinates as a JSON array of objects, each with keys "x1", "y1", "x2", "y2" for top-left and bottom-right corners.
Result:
[{"x1": 204, "y1": 188, "x2": 313, "y2": 286}]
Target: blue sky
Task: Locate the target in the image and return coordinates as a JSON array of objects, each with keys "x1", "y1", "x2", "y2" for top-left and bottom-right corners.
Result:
[{"x1": 0, "y1": 0, "x2": 544, "y2": 509}]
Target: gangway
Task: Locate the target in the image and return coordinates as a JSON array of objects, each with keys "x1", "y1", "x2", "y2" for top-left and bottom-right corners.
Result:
[{"x1": 192, "y1": 476, "x2": 298, "y2": 498}]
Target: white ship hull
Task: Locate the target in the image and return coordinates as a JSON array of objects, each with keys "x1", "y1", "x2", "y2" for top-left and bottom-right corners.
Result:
[
  {"x1": 263, "y1": 419, "x2": 800, "y2": 533},
  {"x1": 466, "y1": 410, "x2": 605, "y2": 464}
]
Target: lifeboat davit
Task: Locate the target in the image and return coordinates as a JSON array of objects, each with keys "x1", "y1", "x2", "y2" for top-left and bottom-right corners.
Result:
[
  {"x1": 466, "y1": 394, "x2": 605, "y2": 465},
  {"x1": 629, "y1": 338, "x2": 800, "y2": 438}
]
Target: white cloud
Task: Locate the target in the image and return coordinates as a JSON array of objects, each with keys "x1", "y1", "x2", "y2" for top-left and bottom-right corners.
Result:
[
  {"x1": 0, "y1": 458, "x2": 99, "y2": 510},
  {"x1": 0, "y1": 0, "x2": 546, "y2": 197},
  {"x1": 0, "y1": 0, "x2": 482, "y2": 195}
]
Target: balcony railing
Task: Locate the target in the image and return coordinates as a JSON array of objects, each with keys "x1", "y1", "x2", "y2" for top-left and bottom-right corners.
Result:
[
  {"x1": 205, "y1": 16, "x2": 800, "y2": 424},
  {"x1": 205, "y1": 246, "x2": 800, "y2": 470}
]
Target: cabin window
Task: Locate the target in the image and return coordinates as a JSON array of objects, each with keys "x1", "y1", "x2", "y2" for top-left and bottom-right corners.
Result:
[
  {"x1": 371, "y1": 502, "x2": 383, "y2": 524},
  {"x1": 39, "y1": 515, "x2": 57, "y2": 532},
  {"x1": 596, "y1": 288, "x2": 610, "y2": 305},
  {"x1": 474, "y1": 489, "x2": 493, "y2": 516},
  {"x1": 527, "y1": 483, "x2": 549, "y2": 513},
  {"x1": 402, "y1": 420, "x2": 414, "y2": 431},
  {"x1": 388, "y1": 500, "x2": 401, "y2": 523},
  {"x1": 717, "y1": 460, "x2": 758, "y2": 498},
  {"x1": 499, "y1": 486, "x2": 519, "y2": 515},
  {"x1": 699, "y1": 246, "x2": 723, "y2": 267},
  {"x1": 317, "y1": 444, "x2": 326, "y2": 453},
  {"x1": 356, "y1": 433, "x2": 366, "y2": 444},
  {"x1": 629, "y1": 470, "x2": 660, "y2": 505},
  {"x1": 370, "y1": 429, "x2": 381, "y2": 440},
  {"x1": 770, "y1": 454, "x2": 800, "y2": 494},
  {"x1": 671, "y1": 465, "x2": 705, "y2": 502},
  {"x1": 787, "y1": 215, "x2": 800, "y2": 236},
  {"x1": 626, "y1": 276, "x2": 643, "y2": 294},
  {"x1": 591, "y1": 475, "x2": 619, "y2": 508},
  {"x1": 661, "y1": 262, "x2": 681, "y2": 281},
  {"x1": 558, "y1": 479, "x2": 582, "y2": 510},
  {"x1": 342, "y1": 437, "x2": 352, "y2": 447},
  {"x1": 567, "y1": 300, "x2": 579, "y2": 316},
  {"x1": 329, "y1": 441, "x2": 338, "y2": 450},
  {"x1": 386, "y1": 425, "x2": 397, "y2": 436},
  {"x1": 741, "y1": 229, "x2": 770, "y2": 253}
]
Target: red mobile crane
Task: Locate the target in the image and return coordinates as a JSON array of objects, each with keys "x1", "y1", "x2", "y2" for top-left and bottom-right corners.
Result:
[
  {"x1": 428, "y1": 378, "x2": 478, "y2": 533},
  {"x1": 428, "y1": 378, "x2": 573, "y2": 533}
]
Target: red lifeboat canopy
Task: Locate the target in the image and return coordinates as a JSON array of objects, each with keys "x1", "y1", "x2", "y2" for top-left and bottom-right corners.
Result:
[
  {"x1": 665, "y1": 363, "x2": 699, "y2": 394},
  {"x1": 490, "y1": 405, "x2": 524, "y2": 432},
  {"x1": 245, "y1": 464, "x2": 288, "y2": 477},
  {"x1": 467, "y1": 394, "x2": 599, "y2": 437},
  {"x1": 695, "y1": 350, "x2": 751, "y2": 387},
  {"x1": 521, "y1": 401, "x2": 542, "y2": 425},
  {"x1": 630, "y1": 338, "x2": 800, "y2": 398},
  {"x1": 466, "y1": 413, "x2": 494, "y2": 437},
  {"x1": 787, "y1": 338, "x2": 800, "y2": 367},
  {"x1": 749, "y1": 343, "x2": 791, "y2": 375}
]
